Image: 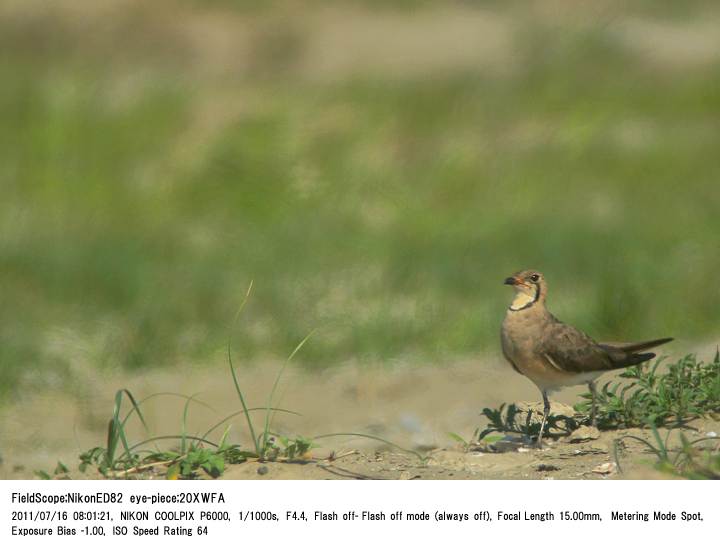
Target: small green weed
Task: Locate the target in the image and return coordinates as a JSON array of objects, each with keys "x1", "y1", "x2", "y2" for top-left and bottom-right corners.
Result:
[
  {"x1": 448, "y1": 431, "x2": 474, "y2": 451},
  {"x1": 35, "y1": 461, "x2": 70, "y2": 480},
  {"x1": 476, "y1": 403, "x2": 581, "y2": 442},
  {"x1": 614, "y1": 426, "x2": 720, "y2": 479},
  {"x1": 575, "y1": 351, "x2": 720, "y2": 429},
  {"x1": 226, "y1": 281, "x2": 317, "y2": 462},
  {"x1": 262, "y1": 435, "x2": 316, "y2": 462}
]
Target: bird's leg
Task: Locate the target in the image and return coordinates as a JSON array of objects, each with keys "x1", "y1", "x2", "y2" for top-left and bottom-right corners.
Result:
[
  {"x1": 588, "y1": 381, "x2": 598, "y2": 427},
  {"x1": 536, "y1": 390, "x2": 550, "y2": 449}
]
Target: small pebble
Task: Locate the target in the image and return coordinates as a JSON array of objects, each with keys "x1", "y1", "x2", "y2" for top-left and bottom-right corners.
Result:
[
  {"x1": 257, "y1": 465, "x2": 269, "y2": 476},
  {"x1": 399, "y1": 471, "x2": 420, "y2": 480},
  {"x1": 568, "y1": 426, "x2": 600, "y2": 443},
  {"x1": 592, "y1": 462, "x2": 617, "y2": 475}
]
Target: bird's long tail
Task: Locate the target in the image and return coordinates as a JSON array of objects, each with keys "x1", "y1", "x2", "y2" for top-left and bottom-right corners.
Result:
[
  {"x1": 610, "y1": 337, "x2": 674, "y2": 353},
  {"x1": 599, "y1": 337, "x2": 673, "y2": 369}
]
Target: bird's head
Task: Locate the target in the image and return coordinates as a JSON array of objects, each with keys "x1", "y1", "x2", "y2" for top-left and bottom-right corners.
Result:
[{"x1": 504, "y1": 269, "x2": 547, "y2": 311}]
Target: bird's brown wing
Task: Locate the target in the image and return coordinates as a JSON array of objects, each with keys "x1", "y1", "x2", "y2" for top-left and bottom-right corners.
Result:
[{"x1": 540, "y1": 320, "x2": 616, "y2": 373}]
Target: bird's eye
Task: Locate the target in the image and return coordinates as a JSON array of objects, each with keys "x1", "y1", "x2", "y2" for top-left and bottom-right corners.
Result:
[{"x1": 530, "y1": 274, "x2": 540, "y2": 282}]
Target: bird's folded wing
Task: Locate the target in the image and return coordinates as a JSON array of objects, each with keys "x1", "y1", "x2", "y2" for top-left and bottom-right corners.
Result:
[{"x1": 541, "y1": 322, "x2": 614, "y2": 372}]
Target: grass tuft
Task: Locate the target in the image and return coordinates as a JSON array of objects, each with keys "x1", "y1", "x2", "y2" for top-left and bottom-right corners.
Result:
[{"x1": 614, "y1": 427, "x2": 720, "y2": 479}]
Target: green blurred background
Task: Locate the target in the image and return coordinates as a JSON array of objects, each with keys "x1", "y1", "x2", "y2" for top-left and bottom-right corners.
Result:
[{"x1": 1, "y1": 0, "x2": 719, "y2": 400}]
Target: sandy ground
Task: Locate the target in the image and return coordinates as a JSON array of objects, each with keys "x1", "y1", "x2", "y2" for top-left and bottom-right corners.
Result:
[
  {"x1": 221, "y1": 418, "x2": 720, "y2": 480},
  {"x1": 1, "y1": 354, "x2": 532, "y2": 477},
  {"x1": 2, "y1": 346, "x2": 717, "y2": 480}
]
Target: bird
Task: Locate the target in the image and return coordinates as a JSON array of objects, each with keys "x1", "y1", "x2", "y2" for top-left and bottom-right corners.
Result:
[{"x1": 500, "y1": 269, "x2": 672, "y2": 447}]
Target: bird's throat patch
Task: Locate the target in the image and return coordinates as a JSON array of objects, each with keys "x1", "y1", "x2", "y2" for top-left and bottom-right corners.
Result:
[{"x1": 509, "y1": 285, "x2": 540, "y2": 311}]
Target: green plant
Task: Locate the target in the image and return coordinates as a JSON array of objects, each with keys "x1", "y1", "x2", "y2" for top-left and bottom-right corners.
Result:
[
  {"x1": 35, "y1": 461, "x2": 70, "y2": 480},
  {"x1": 261, "y1": 434, "x2": 316, "y2": 462},
  {"x1": 77, "y1": 388, "x2": 152, "y2": 476},
  {"x1": 448, "y1": 431, "x2": 474, "y2": 451},
  {"x1": 159, "y1": 434, "x2": 256, "y2": 480},
  {"x1": 226, "y1": 282, "x2": 317, "y2": 461},
  {"x1": 476, "y1": 403, "x2": 581, "y2": 442},
  {"x1": 614, "y1": 426, "x2": 720, "y2": 479},
  {"x1": 575, "y1": 351, "x2": 720, "y2": 429}
]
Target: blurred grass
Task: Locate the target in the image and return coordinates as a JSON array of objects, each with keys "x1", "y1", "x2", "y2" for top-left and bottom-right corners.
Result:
[{"x1": 1, "y1": 0, "x2": 719, "y2": 398}]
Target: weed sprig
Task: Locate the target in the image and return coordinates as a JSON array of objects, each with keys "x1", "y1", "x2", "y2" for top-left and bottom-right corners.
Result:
[
  {"x1": 476, "y1": 403, "x2": 581, "y2": 442},
  {"x1": 614, "y1": 426, "x2": 720, "y2": 479}
]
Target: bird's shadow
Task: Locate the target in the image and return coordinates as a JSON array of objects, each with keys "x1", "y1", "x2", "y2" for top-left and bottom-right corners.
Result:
[{"x1": 476, "y1": 403, "x2": 583, "y2": 447}]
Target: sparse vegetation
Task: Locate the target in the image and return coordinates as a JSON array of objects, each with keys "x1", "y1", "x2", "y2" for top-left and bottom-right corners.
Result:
[
  {"x1": 65, "y1": 291, "x2": 419, "y2": 479},
  {"x1": 66, "y1": 298, "x2": 316, "y2": 478},
  {"x1": 71, "y1": 388, "x2": 251, "y2": 479},
  {"x1": 476, "y1": 404, "x2": 581, "y2": 443},
  {"x1": 576, "y1": 351, "x2": 720, "y2": 429},
  {"x1": 68, "y1": 384, "x2": 315, "y2": 479},
  {"x1": 615, "y1": 426, "x2": 720, "y2": 480},
  {"x1": 476, "y1": 352, "x2": 720, "y2": 443}
]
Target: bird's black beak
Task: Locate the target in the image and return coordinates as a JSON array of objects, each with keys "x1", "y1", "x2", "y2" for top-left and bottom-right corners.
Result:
[{"x1": 504, "y1": 277, "x2": 517, "y2": 286}]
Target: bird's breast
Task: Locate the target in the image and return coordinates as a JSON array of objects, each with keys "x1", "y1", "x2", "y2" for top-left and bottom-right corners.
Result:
[{"x1": 501, "y1": 310, "x2": 542, "y2": 362}]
